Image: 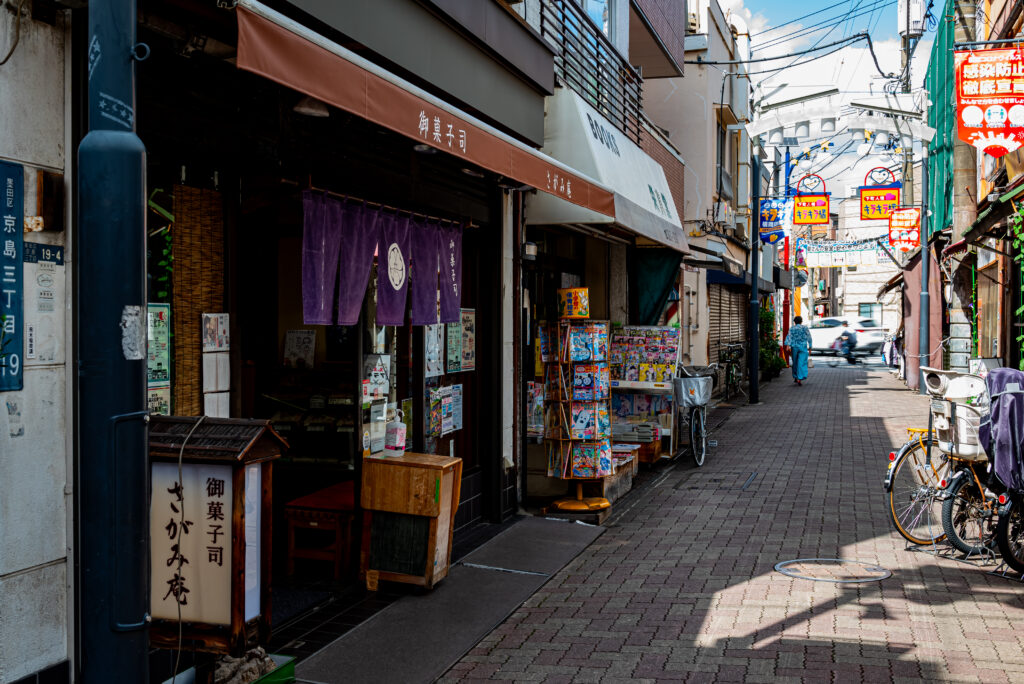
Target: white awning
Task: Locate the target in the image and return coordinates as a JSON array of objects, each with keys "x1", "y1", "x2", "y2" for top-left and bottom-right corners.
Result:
[{"x1": 525, "y1": 88, "x2": 688, "y2": 253}]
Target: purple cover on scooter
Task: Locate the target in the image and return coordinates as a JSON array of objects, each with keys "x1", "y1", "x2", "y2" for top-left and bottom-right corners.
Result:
[{"x1": 980, "y1": 368, "x2": 1024, "y2": 492}]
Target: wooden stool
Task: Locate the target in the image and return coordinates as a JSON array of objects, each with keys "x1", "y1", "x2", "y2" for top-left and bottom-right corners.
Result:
[{"x1": 284, "y1": 481, "x2": 356, "y2": 580}]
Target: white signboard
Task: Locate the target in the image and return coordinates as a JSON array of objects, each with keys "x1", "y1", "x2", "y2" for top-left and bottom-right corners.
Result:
[
  {"x1": 151, "y1": 463, "x2": 233, "y2": 625},
  {"x1": 802, "y1": 241, "x2": 883, "y2": 268}
]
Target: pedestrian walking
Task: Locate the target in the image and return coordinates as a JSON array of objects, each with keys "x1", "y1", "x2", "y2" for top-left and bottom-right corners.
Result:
[{"x1": 784, "y1": 315, "x2": 811, "y2": 386}]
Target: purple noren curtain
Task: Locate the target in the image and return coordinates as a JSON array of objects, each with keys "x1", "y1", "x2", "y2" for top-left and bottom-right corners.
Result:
[
  {"x1": 376, "y1": 213, "x2": 411, "y2": 326},
  {"x1": 302, "y1": 191, "x2": 342, "y2": 325},
  {"x1": 335, "y1": 201, "x2": 380, "y2": 325},
  {"x1": 438, "y1": 221, "x2": 463, "y2": 324},
  {"x1": 409, "y1": 217, "x2": 440, "y2": 326}
]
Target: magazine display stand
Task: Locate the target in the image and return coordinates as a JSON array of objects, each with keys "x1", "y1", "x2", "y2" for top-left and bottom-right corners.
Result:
[{"x1": 542, "y1": 317, "x2": 613, "y2": 512}]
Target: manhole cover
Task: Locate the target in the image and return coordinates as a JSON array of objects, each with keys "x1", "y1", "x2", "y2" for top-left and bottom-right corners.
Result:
[{"x1": 774, "y1": 558, "x2": 891, "y2": 583}]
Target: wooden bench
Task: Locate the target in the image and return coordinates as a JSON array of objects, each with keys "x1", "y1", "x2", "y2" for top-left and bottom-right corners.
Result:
[{"x1": 284, "y1": 480, "x2": 356, "y2": 580}]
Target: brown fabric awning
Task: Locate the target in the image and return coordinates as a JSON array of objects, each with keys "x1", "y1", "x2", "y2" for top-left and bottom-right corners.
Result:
[{"x1": 235, "y1": 3, "x2": 616, "y2": 218}]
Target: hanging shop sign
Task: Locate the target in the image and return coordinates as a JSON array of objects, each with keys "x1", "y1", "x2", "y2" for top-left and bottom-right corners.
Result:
[
  {"x1": 0, "y1": 161, "x2": 23, "y2": 392},
  {"x1": 801, "y1": 240, "x2": 883, "y2": 268},
  {"x1": 888, "y1": 207, "x2": 921, "y2": 252},
  {"x1": 758, "y1": 198, "x2": 792, "y2": 244},
  {"x1": 792, "y1": 175, "x2": 830, "y2": 226},
  {"x1": 954, "y1": 47, "x2": 1024, "y2": 158},
  {"x1": 858, "y1": 170, "x2": 901, "y2": 220}
]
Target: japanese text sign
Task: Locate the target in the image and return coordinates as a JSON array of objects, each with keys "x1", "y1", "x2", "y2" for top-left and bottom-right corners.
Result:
[
  {"x1": 889, "y1": 208, "x2": 921, "y2": 252},
  {"x1": 793, "y1": 194, "x2": 830, "y2": 225},
  {"x1": 759, "y1": 198, "x2": 792, "y2": 244},
  {"x1": 150, "y1": 462, "x2": 233, "y2": 625},
  {"x1": 859, "y1": 184, "x2": 901, "y2": 220},
  {"x1": 0, "y1": 161, "x2": 23, "y2": 392},
  {"x1": 955, "y1": 48, "x2": 1024, "y2": 158}
]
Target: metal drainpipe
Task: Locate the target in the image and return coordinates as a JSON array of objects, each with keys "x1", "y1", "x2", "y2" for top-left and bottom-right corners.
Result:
[
  {"x1": 77, "y1": 0, "x2": 150, "y2": 680},
  {"x1": 749, "y1": 154, "x2": 760, "y2": 403},
  {"x1": 919, "y1": 150, "x2": 931, "y2": 394}
]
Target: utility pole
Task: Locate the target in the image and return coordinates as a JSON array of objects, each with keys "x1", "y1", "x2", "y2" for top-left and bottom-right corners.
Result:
[
  {"x1": 77, "y1": 0, "x2": 150, "y2": 680},
  {"x1": 948, "y1": 0, "x2": 978, "y2": 371}
]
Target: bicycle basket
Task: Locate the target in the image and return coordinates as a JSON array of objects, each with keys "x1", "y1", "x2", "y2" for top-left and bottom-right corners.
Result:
[{"x1": 674, "y1": 376, "x2": 712, "y2": 409}]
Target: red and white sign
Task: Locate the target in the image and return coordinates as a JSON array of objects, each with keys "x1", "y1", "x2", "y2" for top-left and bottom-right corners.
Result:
[
  {"x1": 889, "y1": 208, "x2": 921, "y2": 252},
  {"x1": 955, "y1": 48, "x2": 1024, "y2": 158}
]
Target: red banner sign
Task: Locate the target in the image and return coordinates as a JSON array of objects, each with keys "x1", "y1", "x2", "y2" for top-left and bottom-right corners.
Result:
[
  {"x1": 889, "y1": 208, "x2": 921, "y2": 252},
  {"x1": 793, "y1": 194, "x2": 830, "y2": 225},
  {"x1": 859, "y1": 184, "x2": 901, "y2": 220},
  {"x1": 955, "y1": 48, "x2": 1024, "y2": 158}
]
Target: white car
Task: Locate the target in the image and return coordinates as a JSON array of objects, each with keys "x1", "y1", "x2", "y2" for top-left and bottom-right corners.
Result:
[{"x1": 808, "y1": 317, "x2": 886, "y2": 355}]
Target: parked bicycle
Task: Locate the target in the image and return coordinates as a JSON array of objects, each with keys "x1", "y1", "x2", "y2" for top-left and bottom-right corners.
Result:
[
  {"x1": 919, "y1": 367, "x2": 996, "y2": 556},
  {"x1": 718, "y1": 343, "x2": 745, "y2": 402},
  {"x1": 675, "y1": 364, "x2": 718, "y2": 467},
  {"x1": 884, "y1": 427, "x2": 948, "y2": 546}
]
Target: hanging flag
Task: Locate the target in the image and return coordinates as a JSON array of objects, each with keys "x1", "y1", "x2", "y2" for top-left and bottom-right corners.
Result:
[
  {"x1": 955, "y1": 48, "x2": 1024, "y2": 158},
  {"x1": 793, "y1": 194, "x2": 830, "y2": 225},
  {"x1": 889, "y1": 208, "x2": 921, "y2": 252},
  {"x1": 858, "y1": 184, "x2": 901, "y2": 220},
  {"x1": 758, "y1": 198, "x2": 791, "y2": 244}
]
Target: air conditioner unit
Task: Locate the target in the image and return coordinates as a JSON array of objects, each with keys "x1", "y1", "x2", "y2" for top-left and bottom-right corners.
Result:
[{"x1": 687, "y1": 12, "x2": 700, "y2": 33}]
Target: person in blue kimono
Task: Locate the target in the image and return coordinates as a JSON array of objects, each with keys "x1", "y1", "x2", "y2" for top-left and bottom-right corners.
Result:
[{"x1": 784, "y1": 316, "x2": 812, "y2": 386}]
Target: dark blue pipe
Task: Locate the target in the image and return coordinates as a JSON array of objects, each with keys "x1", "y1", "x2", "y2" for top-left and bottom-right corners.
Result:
[{"x1": 77, "y1": 0, "x2": 149, "y2": 679}]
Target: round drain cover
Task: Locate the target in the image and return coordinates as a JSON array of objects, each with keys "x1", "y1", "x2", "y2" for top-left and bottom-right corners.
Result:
[{"x1": 774, "y1": 558, "x2": 891, "y2": 583}]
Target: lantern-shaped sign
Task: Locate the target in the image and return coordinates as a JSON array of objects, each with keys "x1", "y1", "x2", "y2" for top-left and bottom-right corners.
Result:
[
  {"x1": 859, "y1": 183, "x2": 901, "y2": 220},
  {"x1": 149, "y1": 417, "x2": 287, "y2": 655},
  {"x1": 793, "y1": 194, "x2": 830, "y2": 225},
  {"x1": 955, "y1": 48, "x2": 1024, "y2": 158},
  {"x1": 889, "y1": 208, "x2": 922, "y2": 252}
]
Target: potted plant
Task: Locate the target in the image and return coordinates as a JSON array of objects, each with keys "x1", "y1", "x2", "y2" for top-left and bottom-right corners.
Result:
[{"x1": 758, "y1": 306, "x2": 786, "y2": 380}]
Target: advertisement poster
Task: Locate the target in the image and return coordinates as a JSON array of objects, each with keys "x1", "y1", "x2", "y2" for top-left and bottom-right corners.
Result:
[
  {"x1": 147, "y1": 386, "x2": 171, "y2": 416},
  {"x1": 425, "y1": 323, "x2": 445, "y2": 378},
  {"x1": 858, "y1": 184, "x2": 901, "y2": 219},
  {"x1": 428, "y1": 385, "x2": 442, "y2": 437},
  {"x1": 446, "y1": 320, "x2": 462, "y2": 372},
  {"x1": 147, "y1": 303, "x2": 171, "y2": 387},
  {"x1": 0, "y1": 161, "x2": 23, "y2": 391},
  {"x1": 441, "y1": 386, "x2": 454, "y2": 436},
  {"x1": 793, "y1": 194, "x2": 830, "y2": 225},
  {"x1": 283, "y1": 329, "x2": 316, "y2": 368},
  {"x1": 452, "y1": 384, "x2": 463, "y2": 431},
  {"x1": 955, "y1": 48, "x2": 1024, "y2": 158},
  {"x1": 802, "y1": 241, "x2": 882, "y2": 268},
  {"x1": 202, "y1": 313, "x2": 230, "y2": 352},
  {"x1": 24, "y1": 242, "x2": 65, "y2": 367},
  {"x1": 889, "y1": 208, "x2": 922, "y2": 252},
  {"x1": 758, "y1": 198, "x2": 791, "y2": 244},
  {"x1": 460, "y1": 309, "x2": 476, "y2": 371},
  {"x1": 362, "y1": 354, "x2": 390, "y2": 405}
]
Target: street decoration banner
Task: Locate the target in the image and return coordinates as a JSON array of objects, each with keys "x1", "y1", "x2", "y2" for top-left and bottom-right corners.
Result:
[
  {"x1": 955, "y1": 48, "x2": 1024, "y2": 158},
  {"x1": 758, "y1": 198, "x2": 792, "y2": 244},
  {"x1": 859, "y1": 184, "x2": 901, "y2": 220},
  {"x1": 793, "y1": 194, "x2": 830, "y2": 225},
  {"x1": 801, "y1": 240, "x2": 882, "y2": 268},
  {"x1": 888, "y1": 207, "x2": 921, "y2": 252}
]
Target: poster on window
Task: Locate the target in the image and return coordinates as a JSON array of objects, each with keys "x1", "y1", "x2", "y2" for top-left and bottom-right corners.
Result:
[
  {"x1": 362, "y1": 354, "x2": 390, "y2": 404},
  {"x1": 148, "y1": 303, "x2": 171, "y2": 387},
  {"x1": 202, "y1": 313, "x2": 230, "y2": 352},
  {"x1": 425, "y1": 324, "x2": 445, "y2": 378},
  {"x1": 460, "y1": 309, "x2": 476, "y2": 372},
  {"x1": 283, "y1": 329, "x2": 316, "y2": 369},
  {"x1": 446, "y1": 319, "x2": 462, "y2": 373},
  {"x1": 955, "y1": 48, "x2": 1024, "y2": 158}
]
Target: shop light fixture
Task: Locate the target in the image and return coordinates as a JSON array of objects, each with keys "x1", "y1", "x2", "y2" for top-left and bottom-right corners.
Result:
[
  {"x1": 413, "y1": 143, "x2": 438, "y2": 154},
  {"x1": 461, "y1": 167, "x2": 485, "y2": 178},
  {"x1": 293, "y1": 96, "x2": 330, "y2": 117}
]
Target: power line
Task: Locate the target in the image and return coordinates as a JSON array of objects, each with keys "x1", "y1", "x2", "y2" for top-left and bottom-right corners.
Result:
[
  {"x1": 754, "y1": 0, "x2": 896, "y2": 52},
  {"x1": 750, "y1": 0, "x2": 868, "y2": 38},
  {"x1": 688, "y1": 33, "x2": 868, "y2": 65}
]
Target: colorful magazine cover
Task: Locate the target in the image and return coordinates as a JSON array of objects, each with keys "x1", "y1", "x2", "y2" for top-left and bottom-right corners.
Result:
[
  {"x1": 569, "y1": 402, "x2": 597, "y2": 440},
  {"x1": 597, "y1": 439, "x2": 613, "y2": 477},
  {"x1": 571, "y1": 442, "x2": 597, "y2": 478},
  {"x1": 596, "y1": 405, "x2": 611, "y2": 439}
]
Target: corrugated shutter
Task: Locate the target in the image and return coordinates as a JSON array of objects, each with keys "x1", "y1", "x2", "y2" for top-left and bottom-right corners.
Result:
[{"x1": 708, "y1": 284, "x2": 748, "y2": 387}]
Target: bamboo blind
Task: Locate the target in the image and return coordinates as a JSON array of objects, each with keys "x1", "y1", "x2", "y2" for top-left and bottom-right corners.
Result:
[{"x1": 172, "y1": 185, "x2": 225, "y2": 415}]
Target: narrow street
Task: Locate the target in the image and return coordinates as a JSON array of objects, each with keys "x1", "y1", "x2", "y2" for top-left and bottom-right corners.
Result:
[{"x1": 443, "y1": 361, "x2": 1024, "y2": 683}]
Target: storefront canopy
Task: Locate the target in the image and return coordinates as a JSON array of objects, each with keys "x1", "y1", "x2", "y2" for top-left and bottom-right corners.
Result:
[
  {"x1": 524, "y1": 88, "x2": 688, "y2": 253},
  {"x1": 235, "y1": 0, "x2": 616, "y2": 218}
]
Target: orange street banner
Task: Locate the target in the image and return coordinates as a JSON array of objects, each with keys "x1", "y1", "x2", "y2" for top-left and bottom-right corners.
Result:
[
  {"x1": 889, "y1": 208, "x2": 921, "y2": 252},
  {"x1": 955, "y1": 47, "x2": 1024, "y2": 158},
  {"x1": 859, "y1": 184, "x2": 901, "y2": 220},
  {"x1": 793, "y1": 194, "x2": 829, "y2": 225}
]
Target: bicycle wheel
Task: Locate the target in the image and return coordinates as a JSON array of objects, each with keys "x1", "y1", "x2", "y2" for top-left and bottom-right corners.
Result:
[
  {"x1": 996, "y1": 501, "x2": 1024, "y2": 573},
  {"x1": 941, "y1": 472, "x2": 994, "y2": 556},
  {"x1": 888, "y1": 439, "x2": 948, "y2": 545},
  {"x1": 690, "y1": 406, "x2": 706, "y2": 467}
]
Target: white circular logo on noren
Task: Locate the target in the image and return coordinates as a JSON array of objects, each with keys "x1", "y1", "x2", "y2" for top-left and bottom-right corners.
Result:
[{"x1": 387, "y1": 243, "x2": 406, "y2": 290}]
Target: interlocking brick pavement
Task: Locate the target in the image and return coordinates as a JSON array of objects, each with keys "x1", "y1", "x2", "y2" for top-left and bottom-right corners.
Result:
[{"x1": 440, "y1": 362, "x2": 1024, "y2": 682}]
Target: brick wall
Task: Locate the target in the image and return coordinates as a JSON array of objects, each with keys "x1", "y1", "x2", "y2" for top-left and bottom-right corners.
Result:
[
  {"x1": 642, "y1": 132, "x2": 686, "y2": 225},
  {"x1": 634, "y1": 0, "x2": 688, "y2": 72}
]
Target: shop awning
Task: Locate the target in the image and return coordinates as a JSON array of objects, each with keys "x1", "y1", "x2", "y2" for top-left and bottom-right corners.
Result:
[
  {"x1": 878, "y1": 272, "x2": 903, "y2": 297},
  {"x1": 523, "y1": 88, "x2": 689, "y2": 253},
  {"x1": 964, "y1": 180, "x2": 1024, "y2": 244},
  {"x1": 706, "y1": 267, "x2": 774, "y2": 294},
  {"x1": 235, "y1": 1, "x2": 616, "y2": 218}
]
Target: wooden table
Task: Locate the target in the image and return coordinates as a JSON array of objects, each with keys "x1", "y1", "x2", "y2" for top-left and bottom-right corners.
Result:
[{"x1": 284, "y1": 480, "x2": 356, "y2": 580}]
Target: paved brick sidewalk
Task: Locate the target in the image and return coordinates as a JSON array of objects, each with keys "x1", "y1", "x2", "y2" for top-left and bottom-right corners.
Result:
[{"x1": 442, "y1": 363, "x2": 1024, "y2": 683}]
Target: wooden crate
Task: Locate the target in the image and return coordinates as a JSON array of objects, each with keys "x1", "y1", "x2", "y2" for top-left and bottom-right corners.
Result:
[{"x1": 359, "y1": 452, "x2": 462, "y2": 590}]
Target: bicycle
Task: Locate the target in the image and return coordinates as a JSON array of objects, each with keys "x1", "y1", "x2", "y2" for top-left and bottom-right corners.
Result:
[
  {"x1": 884, "y1": 427, "x2": 949, "y2": 546},
  {"x1": 675, "y1": 364, "x2": 718, "y2": 467},
  {"x1": 718, "y1": 343, "x2": 745, "y2": 402},
  {"x1": 920, "y1": 367, "x2": 996, "y2": 556}
]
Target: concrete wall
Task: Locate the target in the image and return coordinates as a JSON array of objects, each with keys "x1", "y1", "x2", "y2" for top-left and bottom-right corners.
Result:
[{"x1": 0, "y1": 10, "x2": 73, "y2": 683}]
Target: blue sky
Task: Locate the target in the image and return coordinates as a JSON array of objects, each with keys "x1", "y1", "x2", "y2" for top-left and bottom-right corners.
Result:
[{"x1": 742, "y1": 1, "x2": 902, "y2": 46}]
